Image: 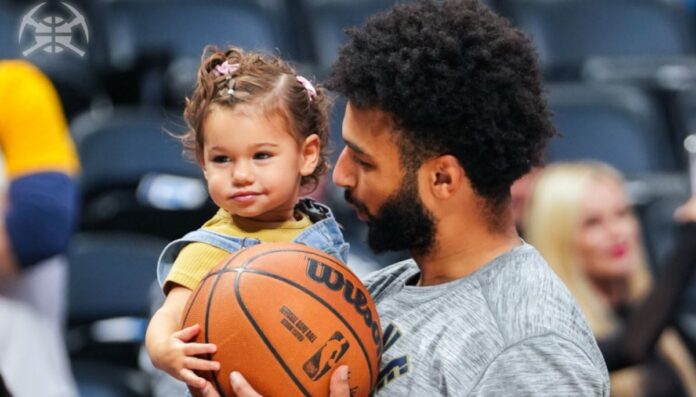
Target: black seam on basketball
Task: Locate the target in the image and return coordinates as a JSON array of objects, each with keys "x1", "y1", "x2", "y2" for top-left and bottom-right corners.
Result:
[
  {"x1": 239, "y1": 268, "x2": 375, "y2": 388},
  {"x1": 203, "y1": 248, "x2": 247, "y2": 396},
  {"x1": 237, "y1": 247, "x2": 347, "y2": 271},
  {"x1": 234, "y1": 269, "x2": 312, "y2": 397}
]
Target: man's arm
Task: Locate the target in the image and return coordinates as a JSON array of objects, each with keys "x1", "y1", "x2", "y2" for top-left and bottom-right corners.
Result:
[{"x1": 469, "y1": 334, "x2": 609, "y2": 396}]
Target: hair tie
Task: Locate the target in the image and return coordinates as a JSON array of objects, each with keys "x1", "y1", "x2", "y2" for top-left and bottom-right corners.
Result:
[
  {"x1": 296, "y1": 75, "x2": 317, "y2": 101},
  {"x1": 214, "y1": 60, "x2": 239, "y2": 78}
]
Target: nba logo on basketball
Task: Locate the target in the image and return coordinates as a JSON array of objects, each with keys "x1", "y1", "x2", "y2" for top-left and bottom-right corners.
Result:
[{"x1": 303, "y1": 331, "x2": 350, "y2": 381}]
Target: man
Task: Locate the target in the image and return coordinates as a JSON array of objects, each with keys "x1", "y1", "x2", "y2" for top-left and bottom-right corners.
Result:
[{"x1": 206, "y1": 0, "x2": 609, "y2": 395}]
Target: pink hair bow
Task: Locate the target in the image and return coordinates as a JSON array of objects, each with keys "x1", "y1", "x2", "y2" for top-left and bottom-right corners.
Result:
[
  {"x1": 296, "y1": 75, "x2": 317, "y2": 101},
  {"x1": 214, "y1": 61, "x2": 239, "y2": 78}
]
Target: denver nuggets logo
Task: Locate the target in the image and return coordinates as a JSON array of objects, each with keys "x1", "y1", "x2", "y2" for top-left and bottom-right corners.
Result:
[
  {"x1": 303, "y1": 331, "x2": 350, "y2": 381},
  {"x1": 18, "y1": 2, "x2": 89, "y2": 57}
]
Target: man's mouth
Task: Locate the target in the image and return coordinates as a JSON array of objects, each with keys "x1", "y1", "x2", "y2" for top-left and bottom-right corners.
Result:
[{"x1": 344, "y1": 190, "x2": 371, "y2": 221}]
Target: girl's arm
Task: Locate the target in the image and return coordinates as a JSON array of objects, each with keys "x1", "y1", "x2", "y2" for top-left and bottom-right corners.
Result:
[{"x1": 145, "y1": 286, "x2": 220, "y2": 389}]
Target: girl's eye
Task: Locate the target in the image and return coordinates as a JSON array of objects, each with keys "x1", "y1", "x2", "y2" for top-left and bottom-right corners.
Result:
[
  {"x1": 254, "y1": 152, "x2": 272, "y2": 160},
  {"x1": 212, "y1": 155, "x2": 230, "y2": 163}
]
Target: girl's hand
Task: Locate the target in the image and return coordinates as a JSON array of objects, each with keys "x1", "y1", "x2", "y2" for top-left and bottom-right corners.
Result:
[
  {"x1": 200, "y1": 366, "x2": 352, "y2": 397},
  {"x1": 152, "y1": 323, "x2": 220, "y2": 389}
]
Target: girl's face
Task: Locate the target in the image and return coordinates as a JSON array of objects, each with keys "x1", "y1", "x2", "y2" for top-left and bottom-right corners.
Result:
[
  {"x1": 200, "y1": 106, "x2": 319, "y2": 222},
  {"x1": 574, "y1": 175, "x2": 640, "y2": 282}
]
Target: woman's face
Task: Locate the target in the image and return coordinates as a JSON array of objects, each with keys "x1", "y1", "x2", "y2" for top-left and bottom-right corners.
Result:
[{"x1": 575, "y1": 175, "x2": 640, "y2": 282}]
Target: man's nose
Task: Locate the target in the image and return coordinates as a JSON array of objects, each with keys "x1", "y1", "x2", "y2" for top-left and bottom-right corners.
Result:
[{"x1": 332, "y1": 147, "x2": 355, "y2": 188}]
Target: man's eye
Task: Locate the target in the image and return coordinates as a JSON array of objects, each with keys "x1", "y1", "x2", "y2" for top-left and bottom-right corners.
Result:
[
  {"x1": 254, "y1": 152, "x2": 272, "y2": 160},
  {"x1": 352, "y1": 155, "x2": 372, "y2": 169},
  {"x1": 212, "y1": 155, "x2": 230, "y2": 163}
]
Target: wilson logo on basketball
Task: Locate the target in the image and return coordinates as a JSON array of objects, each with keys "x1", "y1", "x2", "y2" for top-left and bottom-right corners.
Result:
[
  {"x1": 302, "y1": 331, "x2": 350, "y2": 381},
  {"x1": 305, "y1": 258, "x2": 382, "y2": 356}
]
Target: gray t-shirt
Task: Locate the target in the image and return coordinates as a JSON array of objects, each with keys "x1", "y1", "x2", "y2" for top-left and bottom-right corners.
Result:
[{"x1": 362, "y1": 242, "x2": 609, "y2": 396}]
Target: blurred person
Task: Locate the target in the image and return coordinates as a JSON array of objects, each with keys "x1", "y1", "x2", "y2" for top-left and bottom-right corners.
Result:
[
  {"x1": 145, "y1": 46, "x2": 348, "y2": 394},
  {"x1": 510, "y1": 166, "x2": 542, "y2": 232},
  {"x1": 525, "y1": 161, "x2": 696, "y2": 397},
  {"x1": 0, "y1": 60, "x2": 79, "y2": 396}
]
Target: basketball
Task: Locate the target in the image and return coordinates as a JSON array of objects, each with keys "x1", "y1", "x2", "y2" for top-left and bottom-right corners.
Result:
[{"x1": 181, "y1": 242, "x2": 382, "y2": 397}]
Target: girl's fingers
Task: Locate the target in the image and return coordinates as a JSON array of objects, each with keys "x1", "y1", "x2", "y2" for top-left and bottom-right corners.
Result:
[
  {"x1": 184, "y1": 357, "x2": 221, "y2": 371},
  {"x1": 183, "y1": 342, "x2": 217, "y2": 356},
  {"x1": 173, "y1": 323, "x2": 201, "y2": 341},
  {"x1": 179, "y1": 367, "x2": 207, "y2": 389}
]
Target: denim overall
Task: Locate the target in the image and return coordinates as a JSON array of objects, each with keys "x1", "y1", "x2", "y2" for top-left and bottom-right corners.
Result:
[{"x1": 156, "y1": 199, "x2": 349, "y2": 286}]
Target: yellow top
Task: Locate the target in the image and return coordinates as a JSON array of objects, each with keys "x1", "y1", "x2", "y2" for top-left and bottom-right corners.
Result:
[
  {"x1": 163, "y1": 208, "x2": 312, "y2": 292},
  {"x1": 0, "y1": 60, "x2": 79, "y2": 178}
]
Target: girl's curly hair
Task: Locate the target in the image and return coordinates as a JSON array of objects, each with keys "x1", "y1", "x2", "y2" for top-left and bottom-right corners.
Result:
[{"x1": 183, "y1": 45, "x2": 331, "y2": 191}]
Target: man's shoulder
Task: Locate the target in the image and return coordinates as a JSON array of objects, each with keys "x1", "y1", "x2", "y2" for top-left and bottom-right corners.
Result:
[
  {"x1": 469, "y1": 332, "x2": 609, "y2": 396},
  {"x1": 475, "y1": 243, "x2": 605, "y2": 369}
]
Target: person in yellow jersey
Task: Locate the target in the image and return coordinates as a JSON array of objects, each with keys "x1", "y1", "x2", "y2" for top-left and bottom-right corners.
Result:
[{"x1": 0, "y1": 60, "x2": 80, "y2": 396}]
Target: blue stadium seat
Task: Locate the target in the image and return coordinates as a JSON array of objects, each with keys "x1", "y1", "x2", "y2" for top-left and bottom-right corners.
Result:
[
  {"x1": 101, "y1": 0, "x2": 283, "y2": 67},
  {"x1": 675, "y1": 89, "x2": 696, "y2": 156},
  {"x1": 97, "y1": 0, "x2": 289, "y2": 105},
  {"x1": 71, "y1": 106, "x2": 216, "y2": 239},
  {"x1": 67, "y1": 232, "x2": 167, "y2": 324},
  {"x1": 547, "y1": 83, "x2": 677, "y2": 174},
  {"x1": 303, "y1": 0, "x2": 402, "y2": 75},
  {"x1": 67, "y1": 231, "x2": 168, "y2": 397},
  {"x1": 0, "y1": 2, "x2": 18, "y2": 60},
  {"x1": 505, "y1": 0, "x2": 696, "y2": 80}
]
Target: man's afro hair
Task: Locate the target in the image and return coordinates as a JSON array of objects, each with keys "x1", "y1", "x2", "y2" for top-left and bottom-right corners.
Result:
[{"x1": 327, "y1": 0, "x2": 556, "y2": 204}]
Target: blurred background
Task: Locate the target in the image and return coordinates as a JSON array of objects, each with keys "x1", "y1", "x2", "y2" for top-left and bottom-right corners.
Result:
[{"x1": 2, "y1": 0, "x2": 696, "y2": 395}]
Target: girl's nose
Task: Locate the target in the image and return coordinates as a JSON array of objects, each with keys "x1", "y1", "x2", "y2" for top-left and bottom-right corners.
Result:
[{"x1": 232, "y1": 161, "x2": 254, "y2": 185}]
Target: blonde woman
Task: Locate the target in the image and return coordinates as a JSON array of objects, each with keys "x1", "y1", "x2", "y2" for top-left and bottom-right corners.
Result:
[{"x1": 525, "y1": 161, "x2": 696, "y2": 397}]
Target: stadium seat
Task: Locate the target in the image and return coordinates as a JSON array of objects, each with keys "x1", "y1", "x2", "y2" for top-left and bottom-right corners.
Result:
[
  {"x1": 71, "y1": 106, "x2": 216, "y2": 240},
  {"x1": 97, "y1": 0, "x2": 288, "y2": 106},
  {"x1": 303, "y1": 0, "x2": 402, "y2": 75},
  {"x1": 674, "y1": 89, "x2": 696, "y2": 158},
  {"x1": 67, "y1": 232, "x2": 166, "y2": 325},
  {"x1": 547, "y1": 83, "x2": 677, "y2": 174},
  {"x1": 0, "y1": 2, "x2": 18, "y2": 60},
  {"x1": 505, "y1": 0, "x2": 696, "y2": 80},
  {"x1": 67, "y1": 231, "x2": 168, "y2": 397}
]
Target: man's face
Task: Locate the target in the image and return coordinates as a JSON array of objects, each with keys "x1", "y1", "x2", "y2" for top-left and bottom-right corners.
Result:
[{"x1": 332, "y1": 103, "x2": 436, "y2": 255}]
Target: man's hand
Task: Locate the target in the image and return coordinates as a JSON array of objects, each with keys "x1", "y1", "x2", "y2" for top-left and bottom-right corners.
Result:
[{"x1": 200, "y1": 366, "x2": 352, "y2": 397}]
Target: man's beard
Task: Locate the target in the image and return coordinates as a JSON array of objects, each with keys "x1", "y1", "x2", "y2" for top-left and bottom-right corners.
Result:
[{"x1": 344, "y1": 173, "x2": 437, "y2": 256}]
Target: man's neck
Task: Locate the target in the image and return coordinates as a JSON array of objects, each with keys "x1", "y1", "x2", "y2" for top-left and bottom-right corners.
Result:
[{"x1": 412, "y1": 211, "x2": 521, "y2": 286}]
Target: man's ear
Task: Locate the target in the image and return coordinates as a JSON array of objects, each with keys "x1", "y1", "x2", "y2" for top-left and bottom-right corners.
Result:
[
  {"x1": 300, "y1": 134, "x2": 321, "y2": 176},
  {"x1": 426, "y1": 155, "x2": 463, "y2": 199}
]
